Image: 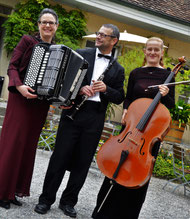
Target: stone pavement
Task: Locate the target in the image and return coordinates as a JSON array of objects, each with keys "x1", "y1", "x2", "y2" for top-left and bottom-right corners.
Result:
[{"x1": 0, "y1": 149, "x2": 190, "y2": 219}]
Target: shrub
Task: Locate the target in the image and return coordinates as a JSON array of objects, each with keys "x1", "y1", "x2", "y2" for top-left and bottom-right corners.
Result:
[
  {"x1": 117, "y1": 47, "x2": 144, "y2": 94},
  {"x1": 169, "y1": 99, "x2": 190, "y2": 127},
  {"x1": 2, "y1": 0, "x2": 87, "y2": 54},
  {"x1": 153, "y1": 149, "x2": 175, "y2": 179},
  {"x1": 153, "y1": 149, "x2": 190, "y2": 182}
]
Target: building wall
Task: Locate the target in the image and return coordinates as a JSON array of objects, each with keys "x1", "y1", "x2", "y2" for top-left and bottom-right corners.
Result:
[
  {"x1": 0, "y1": 0, "x2": 19, "y2": 100},
  {"x1": 0, "y1": 1, "x2": 190, "y2": 144},
  {"x1": 1, "y1": 1, "x2": 190, "y2": 99},
  {"x1": 75, "y1": 4, "x2": 190, "y2": 58}
]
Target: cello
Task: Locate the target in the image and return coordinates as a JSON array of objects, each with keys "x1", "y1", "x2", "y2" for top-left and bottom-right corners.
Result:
[{"x1": 97, "y1": 57, "x2": 186, "y2": 189}]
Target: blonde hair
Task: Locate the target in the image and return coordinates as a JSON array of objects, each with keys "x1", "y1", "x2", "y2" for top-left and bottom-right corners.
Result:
[
  {"x1": 143, "y1": 37, "x2": 164, "y2": 67},
  {"x1": 145, "y1": 37, "x2": 164, "y2": 49}
]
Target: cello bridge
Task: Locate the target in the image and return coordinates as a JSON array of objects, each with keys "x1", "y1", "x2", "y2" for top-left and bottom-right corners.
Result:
[{"x1": 128, "y1": 137, "x2": 138, "y2": 146}]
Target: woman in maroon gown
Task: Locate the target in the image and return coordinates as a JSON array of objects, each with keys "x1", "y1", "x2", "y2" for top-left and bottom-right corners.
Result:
[
  {"x1": 0, "y1": 8, "x2": 59, "y2": 209},
  {"x1": 92, "y1": 37, "x2": 175, "y2": 219}
]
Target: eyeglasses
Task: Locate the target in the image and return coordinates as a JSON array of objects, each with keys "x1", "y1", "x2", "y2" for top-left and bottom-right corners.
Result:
[
  {"x1": 95, "y1": 32, "x2": 116, "y2": 38},
  {"x1": 39, "y1": 21, "x2": 57, "y2": 26}
]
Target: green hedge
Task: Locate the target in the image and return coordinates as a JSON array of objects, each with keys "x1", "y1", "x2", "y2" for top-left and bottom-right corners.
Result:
[{"x1": 3, "y1": 0, "x2": 87, "y2": 54}]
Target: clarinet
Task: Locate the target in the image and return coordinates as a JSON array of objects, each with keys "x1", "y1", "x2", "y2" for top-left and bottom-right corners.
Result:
[{"x1": 67, "y1": 58, "x2": 117, "y2": 120}]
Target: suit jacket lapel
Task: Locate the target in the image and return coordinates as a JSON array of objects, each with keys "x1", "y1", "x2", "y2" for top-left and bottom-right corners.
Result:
[
  {"x1": 86, "y1": 49, "x2": 116, "y2": 84},
  {"x1": 86, "y1": 49, "x2": 96, "y2": 84},
  {"x1": 103, "y1": 56, "x2": 116, "y2": 81}
]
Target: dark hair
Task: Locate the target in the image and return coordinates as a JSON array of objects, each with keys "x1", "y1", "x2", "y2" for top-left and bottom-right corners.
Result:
[
  {"x1": 38, "y1": 8, "x2": 59, "y2": 24},
  {"x1": 102, "y1": 24, "x2": 120, "y2": 40}
]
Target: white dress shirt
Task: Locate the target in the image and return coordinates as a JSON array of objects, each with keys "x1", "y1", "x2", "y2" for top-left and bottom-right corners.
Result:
[{"x1": 88, "y1": 48, "x2": 111, "y2": 102}]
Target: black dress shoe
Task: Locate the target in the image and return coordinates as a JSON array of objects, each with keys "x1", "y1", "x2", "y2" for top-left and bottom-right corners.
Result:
[
  {"x1": 10, "y1": 197, "x2": 22, "y2": 206},
  {"x1": 0, "y1": 200, "x2": 10, "y2": 209},
  {"x1": 34, "y1": 203, "x2": 50, "y2": 214},
  {"x1": 59, "y1": 204, "x2": 77, "y2": 218}
]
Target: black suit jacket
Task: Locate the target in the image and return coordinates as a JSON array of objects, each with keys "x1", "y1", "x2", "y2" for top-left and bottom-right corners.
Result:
[{"x1": 76, "y1": 48, "x2": 125, "y2": 112}]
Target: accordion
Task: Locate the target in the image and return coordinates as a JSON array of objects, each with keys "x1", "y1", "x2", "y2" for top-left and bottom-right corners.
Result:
[{"x1": 24, "y1": 43, "x2": 88, "y2": 106}]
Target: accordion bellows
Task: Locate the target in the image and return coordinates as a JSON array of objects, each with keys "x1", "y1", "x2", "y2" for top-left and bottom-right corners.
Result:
[{"x1": 24, "y1": 43, "x2": 88, "y2": 106}]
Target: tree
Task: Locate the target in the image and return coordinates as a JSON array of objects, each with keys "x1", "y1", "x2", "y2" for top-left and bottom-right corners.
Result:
[{"x1": 2, "y1": 0, "x2": 87, "y2": 54}]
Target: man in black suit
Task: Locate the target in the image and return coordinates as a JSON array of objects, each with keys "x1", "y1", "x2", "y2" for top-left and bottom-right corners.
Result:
[{"x1": 34, "y1": 24, "x2": 125, "y2": 218}]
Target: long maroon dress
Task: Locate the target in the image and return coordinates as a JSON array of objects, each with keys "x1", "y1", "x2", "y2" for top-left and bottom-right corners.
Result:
[{"x1": 0, "y1": 35, "x2": 50, "y2": 200}]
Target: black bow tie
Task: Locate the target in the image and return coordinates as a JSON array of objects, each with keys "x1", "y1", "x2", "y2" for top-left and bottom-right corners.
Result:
[{"x1": 98, "y1": 53, "x2": 111, "y2": 60}]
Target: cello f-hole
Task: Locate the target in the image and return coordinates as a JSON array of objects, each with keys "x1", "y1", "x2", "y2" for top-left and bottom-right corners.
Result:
[
  {"x1": 139, "y1": 138, "x2": 145, "y2": 155},
  {"x1": 118, "y1": 131, "x2": 132, "y2": 143}
]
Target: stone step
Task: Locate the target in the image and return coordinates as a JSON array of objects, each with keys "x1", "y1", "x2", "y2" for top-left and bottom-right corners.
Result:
[
  {"x1": 0, "y1": 106, "x2": 6, "y2": 116},
  {"x1": 0, "y1": 115, "x2": 4, "y2": 126},
  {"x1": 0, "y1": 101, "x2": 7, "y2": 135},
  {"x1": 0, "y1": 100, "x2": 7, "y2": 116}
]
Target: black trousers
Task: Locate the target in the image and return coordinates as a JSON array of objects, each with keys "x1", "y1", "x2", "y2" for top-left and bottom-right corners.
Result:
[
  {"x1": 92, "y1": 177, "x2": 149, "y2": 219},
  {"x1": 92, "y1": 141, "x2": 161, "y2": 219},
  {"x1": 39, "y1": 101, "x2": 105, "y2": 207}
]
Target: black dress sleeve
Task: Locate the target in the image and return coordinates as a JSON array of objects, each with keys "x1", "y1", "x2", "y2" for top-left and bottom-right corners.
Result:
[{"x1": 123, "y1": 69, "x2": 135, "y2": 109}]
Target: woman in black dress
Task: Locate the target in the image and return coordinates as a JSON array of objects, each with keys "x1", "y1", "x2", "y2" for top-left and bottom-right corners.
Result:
[{"x1": 92, "y1": 37, "x2": 175, "y2": 219}]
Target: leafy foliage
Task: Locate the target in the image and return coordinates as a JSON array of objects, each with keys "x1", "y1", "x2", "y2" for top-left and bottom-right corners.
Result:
[
  {"x1": 153, "y1": 149, "x2": 175, "y2": 178},
  {"x1": 38, "y1": 130, "x2": 56, "y2": 151},
  {"x1": 105, "y1": 103, "x2": 120, "y2": 120},
  {"x1": 51, "y1": 4, "x2": 87, "y2": 50},
  {"x1": 164, "y1": 54, "x2": 190, "y2": 100},
  {"x1": 175, "y1": 68, "x2": 190, "y2": 98},
  {"x1": 153, "y1": 149, "x2": 190, "y2": 182},
  {"x1": 2, "y1": 0, "x2": 87, "y2": 54},
  {"x1": 117, "y1": 47, "x2": 144, "y2": 94},
  {"x1": 106, "y1": 47, "x2": 145, "y2": 120},
  {"x1": 106, "y1": 47, "x2": 145, "y2": 119},
  {"x1": 169, "y1": 99, "x2": 190, "y2": 127}
]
